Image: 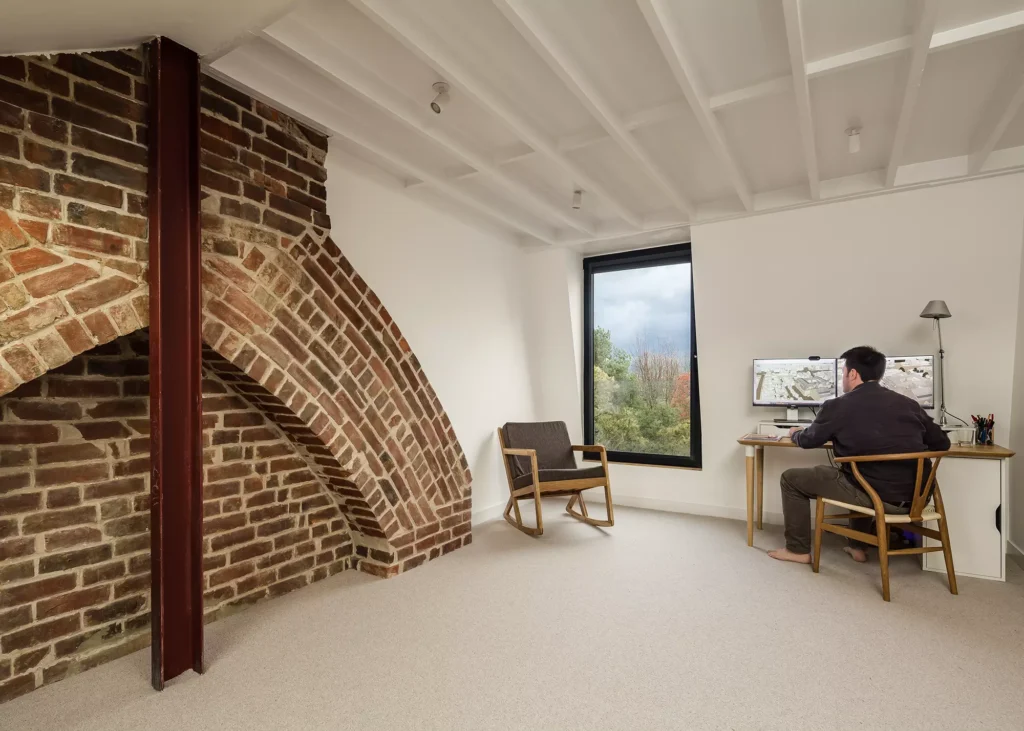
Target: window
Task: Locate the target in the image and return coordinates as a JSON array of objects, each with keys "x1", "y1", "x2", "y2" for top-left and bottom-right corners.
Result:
[{"x1": 583, "y1": 244, "x2": 701, "y2": 469}]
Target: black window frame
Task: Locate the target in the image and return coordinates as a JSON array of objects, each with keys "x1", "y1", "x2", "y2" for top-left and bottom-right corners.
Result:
[{"x1": 583, "y1": 243, "x2": 702, "y2": 469}]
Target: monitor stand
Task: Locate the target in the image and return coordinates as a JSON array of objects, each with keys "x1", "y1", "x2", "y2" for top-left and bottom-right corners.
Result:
[{"x1": 774, "y1": 407, "x2": 811, "y2": 423}]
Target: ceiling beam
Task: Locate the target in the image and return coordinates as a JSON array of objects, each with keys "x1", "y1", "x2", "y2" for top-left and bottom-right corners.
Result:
[
  {"x1": 930, "y1": 8, "x2": 1024, "y2": 52},
  {"x1": 782, "y1": 0, "x2": 819, "y2": 199},
  {"x1": 637, "y1": 0, "x2": 753, "y2": 210},
  {"x1": 221, "y1": 43, "x2": 559, "y2": 243},
  {"x1": 968, "y1": 63, "x2": 1024, "y2": 174},
  {"x1": 262, "y1": 15, "x2": 594, "y2": 236},
  {"x1": 886, "y1": 0, "x2": 939, "y2": 188},
  {"x1": 709, "y1": 75, "x2": 791, "y2": 111},
  {"x1": 493, "y1": 0, "x2": 694, "y2": 218},
  {"x1": 349, "y1": 0, "x2": 642, "y2": 229},
  {"x1": 805, "y1": 35, "x2": 912, "y2": 78}
]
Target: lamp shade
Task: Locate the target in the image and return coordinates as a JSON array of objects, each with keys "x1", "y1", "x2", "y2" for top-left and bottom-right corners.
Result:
[{"x1": 920, "y1": 300, "x2": 951, "y2": 319}]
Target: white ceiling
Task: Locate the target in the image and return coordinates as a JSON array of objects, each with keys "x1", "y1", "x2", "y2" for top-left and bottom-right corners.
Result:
[
  {"x1": 5, "y1": 0, "x2": 1024, "y2": 251},
  {"x1": 0, "y1": 0, "x2": 301, "y2": 57}
]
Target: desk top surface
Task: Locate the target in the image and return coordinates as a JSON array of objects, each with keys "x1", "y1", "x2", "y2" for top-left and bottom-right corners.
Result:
[{"x1": 737, "y1": 436, "x2": 1014, "y2": 459}]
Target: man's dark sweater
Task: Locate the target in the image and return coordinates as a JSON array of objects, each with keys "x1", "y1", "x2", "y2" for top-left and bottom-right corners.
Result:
[{"x1": 792, "y1": 381, "x2": 950, "y2": 504}]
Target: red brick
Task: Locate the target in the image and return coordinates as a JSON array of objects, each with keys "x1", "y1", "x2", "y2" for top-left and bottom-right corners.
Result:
[
  {"x1": 28, "y1": 63, "x2": 70, "y2": 96},
  {"x1": 71, "y1": 153, "x2": 146, "y2": 192},
  {"x1": 64, "y1": 276, "x2": 138, "y2": 314},
  {"x1": 9, "y1": 247, "x2": 62, "y2": 274},
  {"x1": 9, "y1": 400, "x2": 81, "y2": 421},
  {"x1": 67, "y1": 202, "x2": 146, "y2": 237},
  {"x1": 24, "y1": 140, "x2": 67, "y2": 170},
  {"x1": 0, "y1": 78, "x2": 48, "y2": 114},
  {"x1": 71, "y1": 126, "x2": 147, "y2": 166},
  {"x1": 54, "y1": 173, "x2": 123, "y2": 207},
  {"x1": 28, "y1": 112, "x2": 68, "y2": 143},
  {"x1": 0, "y1": 574, "x2": 76, "y2": 609},
  {"x1": 56, "y1": 318, "x2": 95, "y2": 354},
  {"x1": 3, "y1": 343, "x2": 45, "y2": 382},
  {"x1": 82, "y1": 311, "x2": 118, "y2": 342},
  {"x1": 36, "y1": 585, "x2": 111, "y2": 620},
  {"x1": 56, "y1": 55, "x2": 131, "y2": 93},
  {"x1": 53, "y1": 223, "x2": 131, "y2": 256},
  {"x1": 22, "y1": 505, "x2": 97, "y2": 534},
  {"x1": 201, "y1": 114, "x2": 250, "y2": 148},
  {"x1": 24, "y1": 263, "x2": 100, "y2": 298}
]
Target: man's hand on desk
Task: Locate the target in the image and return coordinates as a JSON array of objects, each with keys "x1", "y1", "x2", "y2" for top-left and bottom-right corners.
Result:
[{"x1": 788, "y1": 427, "x2": 803, "y2": 439}]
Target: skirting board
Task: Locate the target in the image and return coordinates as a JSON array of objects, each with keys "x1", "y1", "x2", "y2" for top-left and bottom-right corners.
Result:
[
  {"x1": 473, "y1": 495, "x2": 785, "y2": 527},
  {"x1": 472, "y1": 500, "x2": 507, "y2": 525},
  {"x1": 1009, "y1": 538, "x2": 1024, "y2": 571},
  {"x1": 601, "y1": 494, "x2": 786, "y2": 527}
]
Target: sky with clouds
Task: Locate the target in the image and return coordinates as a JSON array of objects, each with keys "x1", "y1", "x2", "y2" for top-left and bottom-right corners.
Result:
[{"x1": 594, "y1": 263, "x2": 691, "y2": 357}]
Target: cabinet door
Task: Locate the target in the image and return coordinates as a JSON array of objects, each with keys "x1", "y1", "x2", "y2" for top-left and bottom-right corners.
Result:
[{"x1": 923, "y1": 458, "x2": 1003, "y2": 580}]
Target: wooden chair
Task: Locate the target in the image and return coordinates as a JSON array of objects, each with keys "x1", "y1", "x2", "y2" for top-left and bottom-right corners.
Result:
[
  {"x1": 497, "y1": 421, "x2": 614, "y2": 536},
  {"x1": 812, "y1": 451, "x2": 956, "y2": 602}
]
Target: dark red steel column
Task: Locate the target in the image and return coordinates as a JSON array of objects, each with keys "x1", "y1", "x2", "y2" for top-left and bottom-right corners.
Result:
[{"x1": 147, "y1": 36, "x2": 204, "y2": 690}]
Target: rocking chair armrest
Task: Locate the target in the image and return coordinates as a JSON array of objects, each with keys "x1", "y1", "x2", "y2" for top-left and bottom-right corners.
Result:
[
  {"x1": 571, "y1": 444, "x2": 606, "y2": 453},
  {"x1": 502, "y1": 447, "x2": 537, "y2": 458}
]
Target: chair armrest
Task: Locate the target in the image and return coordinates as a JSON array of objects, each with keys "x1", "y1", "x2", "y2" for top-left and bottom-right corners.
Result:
[
  {"x1": 834, "y1": 450, "x2": 949, "y2": 464},
  {"x1": 502, "y1": 448, "x2": 537, "y2": 457},
  {"x1": 571, "y1": 444, "x2": 606, "y2": 453}
]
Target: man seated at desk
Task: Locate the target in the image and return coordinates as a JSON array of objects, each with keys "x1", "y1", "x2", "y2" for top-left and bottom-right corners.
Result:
[{"x1": 768, "y1": 346, "x2": 950, "y2": 565}]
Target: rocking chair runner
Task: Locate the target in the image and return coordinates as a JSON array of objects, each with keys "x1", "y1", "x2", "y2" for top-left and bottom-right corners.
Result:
[
  {"x1": 498, "y1": 421, "x2": 614, "y2": 536},
  {"x1": 813, "y1": 450, "x2": 957, "y2": 602}
]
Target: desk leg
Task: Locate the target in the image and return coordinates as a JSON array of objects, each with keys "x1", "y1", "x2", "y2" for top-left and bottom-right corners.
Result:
[
  {"x1": 745, "y1": 446, "x2": 755, "y2": 546},
  {"x1": 756, "y1": 446, "x2": 764, "y2": 530}
]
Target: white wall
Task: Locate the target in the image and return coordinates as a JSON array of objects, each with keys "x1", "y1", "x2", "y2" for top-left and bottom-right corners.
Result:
[
  {"x1": 553, "y1": 175, "x2": 1024, "y2": 525},
  {"x1": 325, "y1": 157, "x2": 538, "y2": 523}
]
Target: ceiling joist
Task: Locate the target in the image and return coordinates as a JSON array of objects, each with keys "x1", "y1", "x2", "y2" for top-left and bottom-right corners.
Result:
[
  {"x1": 262, "y1": 14, "x2": 595, "y2": 236},
  {"x1": 493, "y1": 0, "x2": 694, "y2": 219},
  {"x1": 782, "y1": 0, "x2": 820, "y2": 199},
  {"x1": 886, "y1": 0, "x2": 939, "y2": 188},
  {"x1": 222, "y1": 43, "x2": 560, "y2": 243},
  {"x1": 636, "y1": 0, "x2": 753, "y2": 211},
  {"x1": 349, "y1": 0, "x2": 643, "y2": 229}
]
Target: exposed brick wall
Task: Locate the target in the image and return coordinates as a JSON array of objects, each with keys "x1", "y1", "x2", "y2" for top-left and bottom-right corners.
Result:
[
  {"x1": 0, "y1": 334, "x2": 151, "y2": 703},
  {"x1": 0, "y1": 51, "x2": 149, "y2": 394},
  {"x1": 200, "y1": 346, "x2": 353, "y2": 619},
  {"x1": 198, "y1": 76, "x2": 472, "y2": 577},
  {"x1": 0, "y1": 47, "x2": 474, "y2": 703},
  {"x1": 0, "y1": 333, "x2": 355, "y2": 702}
]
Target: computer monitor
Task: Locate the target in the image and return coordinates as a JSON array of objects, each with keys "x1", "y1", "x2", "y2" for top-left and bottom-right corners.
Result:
[
  {"x1": 835, "y1": 355, "x2": 934, "y2": 408},
  {"x1": 753, "y1": 358, "x2": 838, "y2": 407}
]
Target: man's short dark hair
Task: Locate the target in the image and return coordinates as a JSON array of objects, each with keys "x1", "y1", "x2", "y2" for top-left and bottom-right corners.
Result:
[{"x1": 842, "y1": 345, "x2": 886, "y2": 382}]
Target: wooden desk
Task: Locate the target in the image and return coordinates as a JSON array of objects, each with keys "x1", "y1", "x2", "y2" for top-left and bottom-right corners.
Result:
[{"x1": 736, "y1": 435, "x2": 1014, "y2": 579}]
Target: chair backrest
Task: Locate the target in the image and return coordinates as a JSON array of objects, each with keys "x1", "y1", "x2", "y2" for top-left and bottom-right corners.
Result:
[
  {"x1": 834, "y1": 451, "x2": 947, "y2": 520},
  {"x1": 501, "y1": 421, "x2": 575, "y2": 478}
]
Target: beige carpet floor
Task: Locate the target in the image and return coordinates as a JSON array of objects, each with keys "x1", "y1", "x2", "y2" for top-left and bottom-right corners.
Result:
[{"x1": 3, "y1": 502, "x2": 1023, "y2": 731}]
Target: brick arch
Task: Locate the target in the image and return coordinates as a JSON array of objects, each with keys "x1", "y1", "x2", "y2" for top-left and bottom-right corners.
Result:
[
  {"x1": 0, "y1": 210, "x2": 148, "y2": 396},
  {"x1": 201, "y1": 232, "x2": 472, "y2": 576}
]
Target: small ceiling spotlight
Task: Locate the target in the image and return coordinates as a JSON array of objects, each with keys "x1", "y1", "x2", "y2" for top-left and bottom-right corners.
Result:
[
  {"x1": 846, "y1": 126, "x2": 861, "y2": 154},
  {"x1": 430, "y1": 82, "x2": 450, "y2": 114},
  {"x1": 572, "y1": 188, "x2": 583, "y2": 210}
]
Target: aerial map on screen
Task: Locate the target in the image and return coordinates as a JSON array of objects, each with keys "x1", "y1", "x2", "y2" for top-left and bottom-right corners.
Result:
[
  {"x1": 753, "y1": 359, "x2": 837, "y2": 405},
  {"x1": 836, "y1": 356, "x2": 934, "y2": 407}
]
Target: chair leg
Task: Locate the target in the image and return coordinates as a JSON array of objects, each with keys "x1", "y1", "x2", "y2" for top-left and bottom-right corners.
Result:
[
  {"x1": 503, "y1": 495, "x2": 542, "y2": 536},
  {"x1": 877, "y1": 515, "x2": 891, "y2": 602},
  {"x1": 812, "y1": 497, "x2": 824, "y2": 574},
  {"x1": 937, "y1": 516, "x2": 958, "y2": 595},
  {"x1": 566, "y1": 486, "x2": 613, "y2": 527}
]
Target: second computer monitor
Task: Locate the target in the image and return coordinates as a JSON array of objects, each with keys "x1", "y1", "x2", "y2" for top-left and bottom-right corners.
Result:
[{"x1": 836, "y1": 355, "x2": 934, "y2": 408}]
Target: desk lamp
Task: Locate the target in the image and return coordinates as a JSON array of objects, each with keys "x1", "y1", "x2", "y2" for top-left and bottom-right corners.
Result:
[{"x1": 920, "y1": 300, "x2": 950, "y2": 425}]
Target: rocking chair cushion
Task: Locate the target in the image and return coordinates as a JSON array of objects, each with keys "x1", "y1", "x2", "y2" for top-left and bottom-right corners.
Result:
[
  {"x1": 502, "y1": 421, "x2": 576, "y2": 478},
  {"x1": 512, "y1": 465, "x2": 606, "y2": 490}
]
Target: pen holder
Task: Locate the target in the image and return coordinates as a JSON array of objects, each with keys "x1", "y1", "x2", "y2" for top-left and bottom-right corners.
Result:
[{"x1": 975, "y1": 424, "x2": 993, "y2": 446}]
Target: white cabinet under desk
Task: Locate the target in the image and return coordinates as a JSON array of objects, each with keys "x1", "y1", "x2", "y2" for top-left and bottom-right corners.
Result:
[{"x1": 742, "y1": 421, "x2": 1013, "y2": 581}]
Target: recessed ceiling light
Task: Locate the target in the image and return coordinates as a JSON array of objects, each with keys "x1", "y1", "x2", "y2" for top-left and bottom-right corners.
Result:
[{"x1": 572, "y1": 189, "x2": 583, "y2": 209}]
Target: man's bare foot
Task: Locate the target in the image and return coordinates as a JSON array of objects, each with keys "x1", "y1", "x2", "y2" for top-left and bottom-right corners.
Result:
[
  {"x1": 844, "y1": 546, "x2": 868, "y2": 563},
  {"x1": 768, "y1": 548, "x2": 812, "y2": 564}
]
